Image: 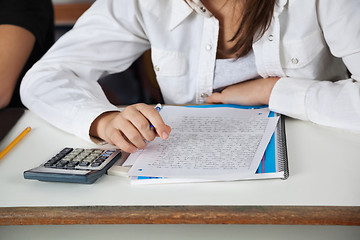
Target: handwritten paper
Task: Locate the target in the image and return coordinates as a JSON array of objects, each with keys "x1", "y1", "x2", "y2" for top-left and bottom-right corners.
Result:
[{"x1": 126, "y1": 106, "x2": 279, "y2": 181}]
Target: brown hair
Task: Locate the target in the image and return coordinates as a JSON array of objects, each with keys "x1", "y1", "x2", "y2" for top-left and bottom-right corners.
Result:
[
  {"x1": 187, "y1": 0, "x2": 277, "y2": 58},
  {"x1": 229, "y1": 0, "x2": 277, "y2": 58}
]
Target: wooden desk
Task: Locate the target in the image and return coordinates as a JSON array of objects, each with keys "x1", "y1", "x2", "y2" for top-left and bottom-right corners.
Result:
[{"x1": 0, "y1": 109, "x2": 359, "y2": 226}]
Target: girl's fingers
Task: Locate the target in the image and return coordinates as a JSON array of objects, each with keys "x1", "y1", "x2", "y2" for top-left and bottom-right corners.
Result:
[
  {"x1": 122, "y1": 105, "x2": 158, "y2": 141},
  {"x1": 134, "y1": 104, "x2": 171, "y2": 139},
  {"x1": 108, "y1": 129, "x2": 138, "y2": 153},
  {"x1": 111, "y1": 112, "x2": 148, "y2": 150},
  {"x1": 206, "y1": 92, "x2": 224, "y2": 104},
  {"x1": 94, "y1": 103, "x2": 171, "y2": 153}
]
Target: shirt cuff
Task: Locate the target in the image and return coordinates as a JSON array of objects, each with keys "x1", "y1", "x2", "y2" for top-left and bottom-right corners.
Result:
[
  {"x1": 73, "y1": 104, "x2": 120, "y2": 143},
  {"x1": 269, "y1": 77, "x2": 317, "y2": 121}
]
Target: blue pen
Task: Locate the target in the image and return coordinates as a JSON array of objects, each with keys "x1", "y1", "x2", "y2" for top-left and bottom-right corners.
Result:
[{"x1": 150, "y1": 103, "x2": 163, "y2": 130}]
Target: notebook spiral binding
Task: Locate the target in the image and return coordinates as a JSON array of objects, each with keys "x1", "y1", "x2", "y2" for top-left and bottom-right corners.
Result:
[{"x1": 277, "y1": 116, "x2": 289, "y2": 180}]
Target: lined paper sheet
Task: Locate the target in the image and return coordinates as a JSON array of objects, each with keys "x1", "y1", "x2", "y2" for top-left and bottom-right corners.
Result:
[{"x1": 126, "y1": 106, "x2": 279, "y2": 181}]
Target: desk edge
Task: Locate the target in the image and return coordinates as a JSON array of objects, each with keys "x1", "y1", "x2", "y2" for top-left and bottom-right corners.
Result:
[{"x1": 0, "y1": 206, "x2": 359, "y2": 225}]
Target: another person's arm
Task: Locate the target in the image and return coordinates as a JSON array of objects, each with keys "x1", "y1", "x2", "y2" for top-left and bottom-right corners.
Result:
[{"x1": 0, "y1": 25, "x2": 35, "y2": 109}]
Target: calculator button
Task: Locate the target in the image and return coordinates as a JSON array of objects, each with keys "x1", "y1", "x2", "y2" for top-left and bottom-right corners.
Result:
[
  {"x1": 48, "y1": 158, "x2": 59, "y2": 164},
  {"x1": 97, "y1": 156, "x2": 107, "y2": 162},
  {"x1": 67, "y1": 161, "x2": 79, "y2": 168},
  {"x1": 60, "y1": 148, "x2": 73, "y2": 154},
  {"x1": 92, "y1": 158, "x2": 103, "y2": 164},
  {"x1": 83, "y1": 149, "x2": 93, "y2": 154},
  {"x1": 93, "y1": 149, "x2": 103, "y2": 155},
  {"x1": 44, "y1": 162, "x2": 53, "y2": 167},
  {"x1": 54, "y1": 154, "x2": 63, "y2": 160},
  {"x1": 71, "y1": 148, "x2": 84, "y2": 156},
  {"x1": 78, "y1": 152, "x2": 90, "y2": 157},
  {"x1": 102, "y1": 151, "x2": 114, "y2": 156},
  {"x1": 85, "y1": 155, "x2": 97, "y2": 162},
  {"x1": 62, "y1": 156, "x2": 73, "y2": 162},
  {"x1": 55, "y1": 160, "x2": 69, "y2": 168},
  {"x1": 91, "y1": 162, "x2": 102, "y2": 167},
  {"x1": 79, "y1": 161, "x2": 90, "y2": 167},
  {"x1": 73, "y1": 155, "x2": 85, "y2": 162}
]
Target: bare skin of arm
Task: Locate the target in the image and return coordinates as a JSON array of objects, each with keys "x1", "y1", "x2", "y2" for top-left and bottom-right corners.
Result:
[
  {"x1": 206, "y1": 77, "x2": 280, "y2": 106},
  {"x1": 0, "y1": 24, "x2": 35, "y2": 109}
]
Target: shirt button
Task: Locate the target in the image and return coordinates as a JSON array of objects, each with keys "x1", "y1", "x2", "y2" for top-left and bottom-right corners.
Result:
[
  {"x1": 268, "y1": 34, "x2": 274, "y2": 41},
  {"x1": 200, "y1": 7, "x2": 206, "y2": 13},
  {"x1": 154, "y1": 65, "x2": 160, "y2": 72},
  {"x1": 291, "y1": 58, "x2": 299, "y2": 64},
  {"x1": 206, "y1": 44, "x2": 212, "y2": 51},
  {"x1": 201, "y1": 93, "x2": 208, "y2": 98}
]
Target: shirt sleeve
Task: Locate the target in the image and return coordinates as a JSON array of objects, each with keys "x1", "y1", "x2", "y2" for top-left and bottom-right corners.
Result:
[
  {"x1": 20, "y1": 0, "x2": 151, "y2": 142},
  {"x1": 269, "y1": 0, "x2": 360, "y2": 132},
  {"x1": 0, "y1": 0, "x2": 54, "y2": 52}
]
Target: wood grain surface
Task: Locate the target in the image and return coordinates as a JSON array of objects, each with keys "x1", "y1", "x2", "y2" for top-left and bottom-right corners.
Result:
[{"x1": 1, "y1": 206, "x2": 359, "y2": 225}]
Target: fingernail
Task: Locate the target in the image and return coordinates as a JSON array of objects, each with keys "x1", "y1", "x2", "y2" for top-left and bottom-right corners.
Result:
[{"x1": 162, "y1": 131, "x2": 169, "y2": 139}]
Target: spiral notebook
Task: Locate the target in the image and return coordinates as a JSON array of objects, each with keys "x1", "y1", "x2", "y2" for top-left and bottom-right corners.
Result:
[{"x1": 108, "y1": 104, "x2": 289, "y2": 184}]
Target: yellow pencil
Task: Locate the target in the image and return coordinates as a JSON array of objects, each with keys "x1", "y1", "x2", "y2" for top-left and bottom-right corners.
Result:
[{"x1": 0, "y1": 127, "x2": 31, "y2": 160}]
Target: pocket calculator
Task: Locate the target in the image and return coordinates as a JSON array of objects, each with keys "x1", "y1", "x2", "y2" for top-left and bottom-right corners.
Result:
[{"x1": 24, "y1": 147, "x2": 122, "y2": 184}]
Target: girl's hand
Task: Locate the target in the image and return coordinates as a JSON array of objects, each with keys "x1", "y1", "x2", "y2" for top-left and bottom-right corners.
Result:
[
  {"x1": 206, "y1": 77, "x2": 279, "y2": 106},
  {"x1": 90, "y1": 103, "x2": 171, "y2": 153}
]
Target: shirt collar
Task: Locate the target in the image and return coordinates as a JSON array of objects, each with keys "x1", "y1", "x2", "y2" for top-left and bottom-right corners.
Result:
[
  {"x1": 169, "y1": 0, "x2": 288, "y2": 30},
  {"x1": 169, "y1": 0, "x2": 212, "y2": 30},
  {"x1": 274, "y1": 0, "x2": 288, "y2": 16}
]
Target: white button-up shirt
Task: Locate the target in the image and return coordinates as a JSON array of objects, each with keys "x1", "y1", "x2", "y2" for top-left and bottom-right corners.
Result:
[{"x1": 21, "y1": 0, "x2": 360, "y2": 141}]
